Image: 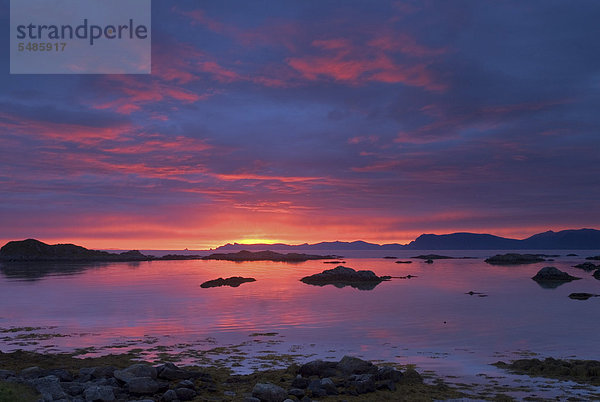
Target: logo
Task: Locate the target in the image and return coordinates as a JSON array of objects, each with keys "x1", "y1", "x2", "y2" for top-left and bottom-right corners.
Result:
[{"x1": 10, "y1": 0, "x2": 151, "y2": 74}]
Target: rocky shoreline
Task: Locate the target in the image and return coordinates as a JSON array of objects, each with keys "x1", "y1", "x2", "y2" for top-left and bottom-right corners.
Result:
[{"x1": 0, "y1": 351, "x2": 468, "y2": 402}]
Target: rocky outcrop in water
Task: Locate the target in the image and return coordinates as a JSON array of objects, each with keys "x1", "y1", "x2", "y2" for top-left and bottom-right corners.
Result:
[
  {"x1": 200, "y1": 277, "x2": 256, "y2": 288},
  {"x1": 485, "y1": 253, "x2": 545, "y2": 265},
  {"x1": 411, "y1": 254, "x2": 454, "y2": 260},
  {"x1": 300, "y1": 266, "x2": 391, "y2": 290},
  {"x1": 573, "y1": 262, "x2": 599, "y2": 271},
  {"x1": 531, "y1": 267, "x2": 580, "y2": 283},
  {"x1": 568, "y1": 293, "x2": 600, "y2": 300},
  {"x1": 0, "y1": 239, "x2": 151, "y2": 262}
]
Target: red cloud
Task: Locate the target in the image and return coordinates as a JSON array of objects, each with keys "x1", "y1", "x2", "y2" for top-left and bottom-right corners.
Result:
[
  {"x1": 287, "y1": 35, "x2": 446, "y2": 90},
  {"x1": 0, "y1": 112, "x2": 130, "y2": 145}
]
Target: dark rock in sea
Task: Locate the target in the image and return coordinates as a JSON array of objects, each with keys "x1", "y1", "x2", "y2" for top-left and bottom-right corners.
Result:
[
  {"x1": 252, "y1": 382, "x2": 288, "y2": 402},
  {"x1": 567, "y1": 253, "x2": 578, "y2": 256},
  {"x1": 424, "y1": 259, "x2": 434, "y2": 264},
  {"x1": 465, "y1": 291, "x2": 488, "y2": 297},
  {"x1": 203, "y1": 250, "x2": 336, "y2": 262},
  {"x1": 0, "y1": 239, "x2": 152, "y2": 262},
  {"x1": 532, "y1": 267, "x2": 581, "y2": 283},
  {"x1": 594, "y1": 269, "x2": 600, "y2": 280},
  {"x1": 395, "y1": 260, "x2": 412, "y2": 264},
  {"x1": 157, "y1": 254, "x2": 203, "y2": 260},
  {"x1": 568, "y1": 293, "x2": 599, "y2": 300},
  {"x1": 383, "y1": 256, "x2": 397, "y2": 259},
  {"x1": 573, "y1": 262, "x2": 599, "y2": 271},
  {"x1": 323, "y1": 260, "x2": 345, "y2": 264},
  {"x1": 586, "y1": 255, "x2": 600, "y2": 261},
  {"x1": 200, "y1": 276, "x2": 256, "y2": 288},
  {"x1": 300, "y1": 266, "x2": 391, "y2": 290},
  {"x1": 485, "y1": 253, "x2": 545, "y2": 265},
  {"x1": 412, "y1": 254, "x2": 454, "y2": 260}
]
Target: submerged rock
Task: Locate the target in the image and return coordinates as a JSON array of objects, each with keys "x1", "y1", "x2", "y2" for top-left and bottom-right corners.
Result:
[
  {"x1": 568, "y1": 293, "x2": 599, "y2": 300},
  {"x1": 300, "y1": 266, "x2": 391, "y2": 290},
  {"x1": 485, "y1": 253, "x2": 545, "y2": 265},
  {"x1": 200, "y1": 276, "x2": 256, "y2": 288}
]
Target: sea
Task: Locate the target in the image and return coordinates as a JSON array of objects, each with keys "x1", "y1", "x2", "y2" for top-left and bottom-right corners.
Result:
[{"x1": 1, "y1": 249, "x2": 600, "y2": 399}]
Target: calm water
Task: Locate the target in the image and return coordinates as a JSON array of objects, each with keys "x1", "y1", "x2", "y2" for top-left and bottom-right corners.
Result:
[{"x1": 1, "y1": 250, "x2": 600, "y2": 398}]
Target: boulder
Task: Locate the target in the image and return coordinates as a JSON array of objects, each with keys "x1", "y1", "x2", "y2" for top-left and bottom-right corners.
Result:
[
  {"x1": 127, "y1": 377, "x2": 159, "y2": 395},
  {"x1": 252, "y1": 382, "x2": 288, "y2": 402},
  {"x1": 320, "y1": 377, "x2": 338, "y2": 395},
  {"x1": 157, "y1": 362, "x2": 194, "y2": 380},
  {"x1": 79, "y1": 366, "x2": 116, "y2": 380},
  {"x1": 594, "y1": 269, "x2": 600, "y2": 280},
  {"x1": 113, "y1": 364, "x2": 157, "y2": 383},
  {"x1": 175, "y1": 387, "x2": 197, "y2": 401},
  {"x1": 337, "y1": 356, "x2": 376, "y2": 375},
  {"x1": 298, "y1": 360, "x2": 337, "y2": 377},
  {"x1": 291, "y1": 375, "x2": 310, "y2": 389},
  {"x1": 83, "y1": 385, "x2": 115, "y2": 401},
  {"x1": 307, "y1": 379, "x2": 327, "y2": 397},
  {"x1": 0, "y1": 369, "x2": 15, "y2": 379},
  {"x1": 161, "y1": 389, "x2": 178, "y2": 402},
  {"x1": 374, "y1": 366, "x2": 403, "y2": 382},
  {"x1": 21, "y1": 366, "x2": 46, "y2": 379},
  {"x1": 30, "y1": 375, "x2": 67, "y2": 401}
]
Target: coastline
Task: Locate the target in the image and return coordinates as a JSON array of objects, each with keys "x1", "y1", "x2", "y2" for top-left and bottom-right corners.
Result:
[{"x1": 2, "y1": 347, "x2": 600, "y2": 401}]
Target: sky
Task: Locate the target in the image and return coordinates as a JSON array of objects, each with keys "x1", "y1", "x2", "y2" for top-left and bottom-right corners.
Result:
[{"x1": 1, "y1": 0, "x2": 599, "y2": 249}]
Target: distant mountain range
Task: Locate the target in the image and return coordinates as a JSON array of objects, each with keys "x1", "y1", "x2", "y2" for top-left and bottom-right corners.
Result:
[{"x1": 212, "y1": 229, "x2": 600, "y2": 251}]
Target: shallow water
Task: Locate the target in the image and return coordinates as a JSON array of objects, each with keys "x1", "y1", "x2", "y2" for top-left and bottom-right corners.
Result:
[{"x1": 1, "y1": 250, "x2": 600, "y2": 399}]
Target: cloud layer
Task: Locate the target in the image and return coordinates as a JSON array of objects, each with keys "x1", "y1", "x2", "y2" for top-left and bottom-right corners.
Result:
[{"x1": 1, "y1": 0, "x2": 599, "y2": 248}]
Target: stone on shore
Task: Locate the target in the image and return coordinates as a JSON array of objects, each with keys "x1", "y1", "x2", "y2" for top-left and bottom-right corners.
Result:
[{"x1": 252, "y1": 382, "x2": 288, "y2": 402}]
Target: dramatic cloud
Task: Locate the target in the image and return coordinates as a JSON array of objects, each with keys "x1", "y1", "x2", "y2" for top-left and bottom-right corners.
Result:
[{"x1": 1, "y1": 0, "x2": 599, "y2": 248}]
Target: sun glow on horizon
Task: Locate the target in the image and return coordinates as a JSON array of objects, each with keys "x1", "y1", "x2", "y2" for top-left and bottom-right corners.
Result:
[{"x1": 231, "y1": 238, "x2": 286, "y2": 245}]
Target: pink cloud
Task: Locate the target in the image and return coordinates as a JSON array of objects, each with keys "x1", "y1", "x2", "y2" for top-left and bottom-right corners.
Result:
[{"x1": 286, "y1": 35, "x2": 446, "y2": 90}]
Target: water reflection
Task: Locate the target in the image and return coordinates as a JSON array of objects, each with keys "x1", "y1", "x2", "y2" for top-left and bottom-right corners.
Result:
[
  {"x1": 301, "y1": 281, "x2": 383, "y2": 290},
  {"x1": 0, "y1": 261, "x2": 141, "y2": 281}
]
